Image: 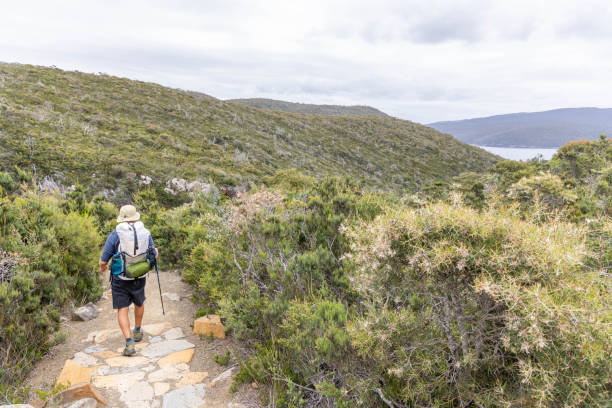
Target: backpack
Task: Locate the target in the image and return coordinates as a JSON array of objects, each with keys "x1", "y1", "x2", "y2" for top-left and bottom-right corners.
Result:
[{"x1": 112, "y1": 221, "x2": 153, "y2": 279}]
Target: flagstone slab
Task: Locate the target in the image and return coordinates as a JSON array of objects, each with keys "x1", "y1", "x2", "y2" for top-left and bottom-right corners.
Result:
[
  {"x1": 141, "y1": 322, "x2": 173, "y2": 336},
  {"x1": 157, "y1": 349, "x2": 195, "y2": 367},
  {"x1": 161, "y1": 384, "x2": 206, "y2": 408},
  {"x1": 176, "y1": 371, "x2": 208, "y2": 387},
  {"x1": 140, "y1": 339, "x2": 195, "y2": 359},
  {"x1": 56, "y1": 360, "x2": 97, "y2": 387},
  {"x1": 91, "y1": 365, "x2": 112, "y2": 376},
  {"x1": 119, "y1": 381, "x2": 154, "y2": 403},
  {"x1": 92, "y1": 371, "x2": 145, "y2": 388},
  {"x1": 83, "y1": 345, "x2": 107, "y2": 354},
  {"x1": 149, "y1": 336, "x2": 163, "y2": 343},
  {"x1": 92, "y1": 350, "x2": 120, "y2": 359},
  {"x1": 106, "y1": 355, "x2": 149, "y2": 368},
  {"x1": 72, "y1": 352, "x2": 99, "y2": 367},
  {"x1": 153, "y1": 382, "x2": 170, "y2": 397},
  {"x1": 147, "y1": 364, "x2": 188, "y2": 382},
  {"x1": 94, "y1": 365, "x2": 146, "y2": 376},
  {"x1": 124, "y1": 402, "x2": 150, "y2": 408},
  {"x1": 161, "y1": 327, "x2": 184, "y2": 340}
]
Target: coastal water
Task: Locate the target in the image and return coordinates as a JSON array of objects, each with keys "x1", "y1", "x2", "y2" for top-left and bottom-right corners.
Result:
[{"x1": 476, "y1": 146, "x2": 558, "y2": 161}]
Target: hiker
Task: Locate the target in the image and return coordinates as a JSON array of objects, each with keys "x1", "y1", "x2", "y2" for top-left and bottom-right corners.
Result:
[{"x1": 99, "y1": 205, "x2": 158, "y2": 356}]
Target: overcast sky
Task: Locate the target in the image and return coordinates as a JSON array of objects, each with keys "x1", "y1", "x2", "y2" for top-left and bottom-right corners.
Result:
[{"x1": 1, "y1": 0, "x2": 611, "y2": 123}]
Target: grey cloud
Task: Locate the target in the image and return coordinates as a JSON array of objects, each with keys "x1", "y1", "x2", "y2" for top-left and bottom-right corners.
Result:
[
  {"x1": 557, "y1": 8, "x2": 612, "y2": 38},
  {"x1": 334, "y1": 2, "x2": 540, "y2": 45},
  {"x1": 402, "y1": 10, "x2": 484, "y2": 44}
]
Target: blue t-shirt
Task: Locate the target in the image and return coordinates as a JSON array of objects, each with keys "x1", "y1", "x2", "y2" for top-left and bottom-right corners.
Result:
[{"x1": 100, "y1": 230, "x2": 156, "y2": 262}]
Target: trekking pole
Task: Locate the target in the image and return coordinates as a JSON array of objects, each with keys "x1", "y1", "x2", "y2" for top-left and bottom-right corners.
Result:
[{"x1": 154, "y1": 261, "x2": 166, "y2": 316}]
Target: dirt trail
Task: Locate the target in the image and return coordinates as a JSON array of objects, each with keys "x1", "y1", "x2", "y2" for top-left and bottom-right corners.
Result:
[{"x1": 26, "y1": 270, "x2": 260, "y2": 408}]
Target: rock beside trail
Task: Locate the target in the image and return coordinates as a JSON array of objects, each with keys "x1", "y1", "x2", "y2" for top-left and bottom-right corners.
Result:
[
  {"x1": 210, "y1": 367, "x2": 235, "y2": 387},
  {"x1": 72, "y1": 303, "x2": 99, "y2": 321},
  {"x1": 192, "y1": 315, "x2": 225, "y2": 338}
]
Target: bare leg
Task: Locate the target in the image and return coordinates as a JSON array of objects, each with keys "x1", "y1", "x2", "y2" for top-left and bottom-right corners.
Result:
[
  {"x1": 134, "y1": 303, "x2": 144, "y2": 329},
  {"x1": 117, "y1": 307, "x2": 131, "y2": 339}
]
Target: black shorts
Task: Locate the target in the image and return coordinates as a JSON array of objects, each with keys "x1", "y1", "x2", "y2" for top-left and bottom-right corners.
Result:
[{"x1": 111, "y1": 276, "x2": 146, "y2": 309}]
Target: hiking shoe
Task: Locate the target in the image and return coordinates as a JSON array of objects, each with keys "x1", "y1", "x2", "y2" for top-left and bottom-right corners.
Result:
[
  {"x1": 133, "y1": 329, "x2": 143, "y2": 342},
  {"x1": 123, "y1": 343, "x2": 136, "y2": 356}
]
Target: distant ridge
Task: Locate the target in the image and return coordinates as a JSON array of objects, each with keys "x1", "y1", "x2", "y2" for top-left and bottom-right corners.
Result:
[
  {"x1": 228, "y1": 98, "x2": 388, "y2": 116},
  {"x1": 428, "y1": 107, "x2": 612, "y2": 148}
]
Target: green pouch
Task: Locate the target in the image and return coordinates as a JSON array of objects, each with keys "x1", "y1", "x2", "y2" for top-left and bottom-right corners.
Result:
[{"x1": 125, "y1": 260, "x2": 150, "y2": 278}]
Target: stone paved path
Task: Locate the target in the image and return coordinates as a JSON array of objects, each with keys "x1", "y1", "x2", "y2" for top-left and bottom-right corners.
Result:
[{"x1": 25, "y1": 270, "x2": 259, "y2": 408}]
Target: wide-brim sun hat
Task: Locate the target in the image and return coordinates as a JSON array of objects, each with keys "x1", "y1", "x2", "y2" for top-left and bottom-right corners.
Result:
[{"x1": 117, "y1": 205, "x2": 140, "y2": 223}]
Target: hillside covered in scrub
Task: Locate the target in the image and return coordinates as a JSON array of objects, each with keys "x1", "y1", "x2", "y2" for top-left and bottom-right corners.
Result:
[
  {"x1": 0, "y1": 63, "x2": 498, "y2": 201},
  {"x1": 228, "y1": 98, "x2": 389, "y2": 116}
]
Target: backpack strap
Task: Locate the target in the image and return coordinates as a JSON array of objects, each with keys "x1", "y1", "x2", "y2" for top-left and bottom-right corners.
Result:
[
  {"x1": 128, "y1": 223, "x2": 138, "y2": 256},
  {"x1": 121, "y1": 252, "x2": 127, "y2": 273}
]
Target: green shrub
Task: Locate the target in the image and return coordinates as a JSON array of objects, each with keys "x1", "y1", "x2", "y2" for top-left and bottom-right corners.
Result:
[
  {"x1": 0, "y1": 172, "x2": 17, "y2": 196},
  {"x1": 265, "y1": 168, "x2": 316, "y2": 191},
  {"x1": 508, "y1": 172, "x2": 578, "y2": 215},
  {"x1": 347, "y1": 202, "x2": 610, "y2": 407},
  {"x1": 135, "y1": 188, "x2": 223, "y2": 267},
  {"x1": 214, "y1": 351, "x2": 231, "y2": 366},
  {"x1": 90, "y1": 195, "x2": 117, "y2": 237},
  {"x1": 0, "y1": 192, "x2": 102, "y2": 403},
  {"x1": 183, "y1": 240, "x2": 235, "y2": 313},
  {"x1": 191, "y1": 177, "x2": 380, "y2": 406}
]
